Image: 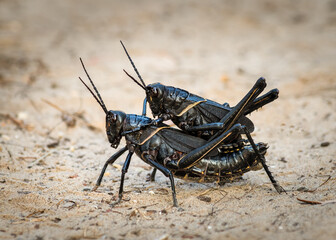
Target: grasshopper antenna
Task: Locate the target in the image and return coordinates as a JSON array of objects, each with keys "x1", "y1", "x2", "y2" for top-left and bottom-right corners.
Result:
[
  {"x1": 123, "y1": 69, "x2": 147, "y2": 91},
  {"x1": 78, "y1": 77, "x2": 108, "y2": 114},
  {"x1": 120, "y1": 40, "x2": 147, "y2": 89},
  {"x1": 79, "y1": 58, "x2": 108, "y2": 114}
]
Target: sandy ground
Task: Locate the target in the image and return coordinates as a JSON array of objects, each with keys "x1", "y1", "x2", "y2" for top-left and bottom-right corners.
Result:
[{"x1": 0, "y1": 0, "x2": 336, "y2": 239}]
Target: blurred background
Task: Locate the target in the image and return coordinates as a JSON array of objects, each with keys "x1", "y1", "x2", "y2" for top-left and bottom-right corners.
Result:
[{"x1": 1, "y1": 0, "x2": 335, "y2": 115}]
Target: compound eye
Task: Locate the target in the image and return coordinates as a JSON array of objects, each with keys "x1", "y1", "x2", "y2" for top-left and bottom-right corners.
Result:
[
  {"x1": 112, "y1": 113, "x2": 118, "y2": 121},
  {"x1": 108, "y1": 113, "x2": 117, "y2": 122},
  {"x1": 151, "y1": 87, "x2": 158, "y2": 97}
]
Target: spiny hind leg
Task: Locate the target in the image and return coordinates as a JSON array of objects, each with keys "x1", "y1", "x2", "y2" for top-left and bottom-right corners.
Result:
[
  {"x1": 217, "y1": 77, "x2": 267, "y2": 131},
  {"x1": 242, "y1": 126, "x2": 286, "y2": 193},
  {"x1": 244, "y1": 89, "x2": 279, "y2": 115}
]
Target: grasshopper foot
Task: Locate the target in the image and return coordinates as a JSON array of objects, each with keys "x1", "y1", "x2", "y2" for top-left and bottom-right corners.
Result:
[
  {"x1": 274, "y1": 183, "x2": 286, "y2": 194},
  {"x1": 110, "y1": 196, "x2": 122, "y2": 208}
]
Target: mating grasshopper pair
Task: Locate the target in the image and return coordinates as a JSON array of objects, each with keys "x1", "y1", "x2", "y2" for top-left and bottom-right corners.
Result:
[{"x1": 79, "y1": 42, "x2": 285, "y2": 207}]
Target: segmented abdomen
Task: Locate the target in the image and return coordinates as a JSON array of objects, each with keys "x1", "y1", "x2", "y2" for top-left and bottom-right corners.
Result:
[{"x1": 173, "y1": 143, "x2": 266, "y2": 182}]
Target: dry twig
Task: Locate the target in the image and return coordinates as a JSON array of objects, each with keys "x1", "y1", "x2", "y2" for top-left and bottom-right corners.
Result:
[{"x1": 306, "y1": 175, "x2": 332, "y2": 192}]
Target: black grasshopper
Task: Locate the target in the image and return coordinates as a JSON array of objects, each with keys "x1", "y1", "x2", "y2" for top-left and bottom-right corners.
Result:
[
  {"x1": 120, "y1": 41, "x2": 283, "y2": 185},
  {"x1": 120, "y1": 41, "x2": 279, "y2": 142},
  {"x1": 79, "y1": 59, "x2": 284, "y2": 207}
]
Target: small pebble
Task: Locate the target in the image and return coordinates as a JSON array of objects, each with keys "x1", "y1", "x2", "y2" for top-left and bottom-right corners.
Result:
[
  {"x1": 297, "y1": 186, "x2": 309, "y2": 192},
  {"x1": 197, "y1": 195, "x2": 211, "y2": 202}
]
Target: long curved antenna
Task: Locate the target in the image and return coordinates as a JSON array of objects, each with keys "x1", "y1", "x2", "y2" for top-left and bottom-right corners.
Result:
[
  {"x1": 79, "y1": 58, "x2": 108, "y2": 113},
  {"x1": 123, "y1": 69, "x2": 147, "y2": 91},
  {"x1": 120, "y1": 40, "x2": 147, "y2": 88},
  {"x1": 79, "y1": 77, "x2": 108, "y2": 114}
]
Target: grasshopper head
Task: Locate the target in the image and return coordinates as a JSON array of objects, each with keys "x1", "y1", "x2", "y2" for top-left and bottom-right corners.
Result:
[
  {"x1": 106, "y1": 110, "x2": 127, "y2": 148},
  {"x1": 79, "y1": 58, "x2": 127, "y2": 149},
  {"x1": 146, "y1": 82, "x2": 165, "y2": 117},
  {"x1": 120, "y1": 42, "x2": 166, "y2": 118}
]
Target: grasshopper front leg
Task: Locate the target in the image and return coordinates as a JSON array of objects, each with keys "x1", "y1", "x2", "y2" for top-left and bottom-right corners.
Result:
[
  {"x1": 142, "y1": 97, "x2": 147, "y2": 116},
  {"x1": 92, "y1": 146, "x2": 128, "y2": 191},
  {"x1": 110, "y1": 151, "x2": 134, "y2": 207}
]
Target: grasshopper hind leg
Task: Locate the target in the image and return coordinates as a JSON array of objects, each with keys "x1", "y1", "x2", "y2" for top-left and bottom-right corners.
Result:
[
  {"x1": 242, "y1": 126, "x2": 286, "y2": 194},
  {"x1": 149, "y1": 168, "x2": 157, "y2": 182}
]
